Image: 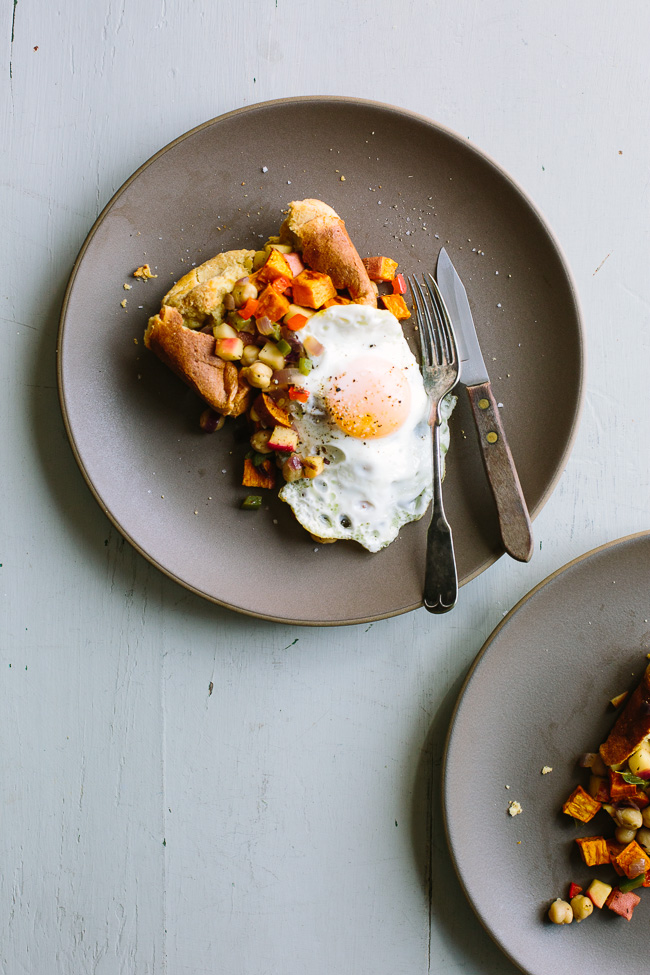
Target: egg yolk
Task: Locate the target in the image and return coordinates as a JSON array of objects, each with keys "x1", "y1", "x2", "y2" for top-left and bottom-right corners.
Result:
[{"x1": 327, "y1": 356, "x2": 412, "y2": 439}]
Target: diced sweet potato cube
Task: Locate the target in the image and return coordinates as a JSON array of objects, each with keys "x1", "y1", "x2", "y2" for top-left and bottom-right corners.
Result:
[
  {"x1": 607, "y1": 839, "x2": 626, "y2": 875},
  {"x1": 586, "y1": 878, "x2": 612, "y2": 909},
  {"x1": 291, "y1": 270, "x2": 337, "y2": 309},
  {"x1": 380, "y1": 294, "x2": 411, "y2": 320},
  {"x1": 267, "y1": 426, "x2": 299, "y2": 452},
  {"x1": 254, "y1": 393, "x2": 292, "y2": 429},
  {"x1": 613, "y1": 840, "x2": 650, "y2": 879},
  {"x1": 242, "y1": 458, "x2": 275, "y2": 489},
  {"x1": 255, "y1": 285, "x2": 291, "y2": 323},
  {"x1": 269, "y1": 276, "x2": 292, "y2": 295},
  {"x1": 562, "y1": 785, "x2": 602, "y2": 823},
  {"x1": 605, "y1": 887, "x2": 641, "y2": 920},
  {"x1": 323, "y1": 296, "x2": 352, "y2": 307},
  {"x1": 362, "y1": 256, "x2": 398, "y2": 281},
  {"x1": 254, "y1": 248, "x2": 293, "y2": 286},
  {"x1": 575, "y1": 836, "x2": 610, "y2": 867},
  {"x1": 609, "y1": 769, "x2": 644, "y2": 800}
]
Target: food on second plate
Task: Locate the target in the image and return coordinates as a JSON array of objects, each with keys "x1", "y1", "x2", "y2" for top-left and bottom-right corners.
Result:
[
  {"x1": 548, "y1": 660, "x2": 650, "y2": 925},
  {"x1": 144, "y1": 198, "x2": 455, "y2": 551}
]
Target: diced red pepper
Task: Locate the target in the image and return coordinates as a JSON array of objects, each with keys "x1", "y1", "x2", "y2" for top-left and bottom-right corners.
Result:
[
  {"x1": 285, "y1": 313, "x2": 309, "y2": 332},
  {"x1": 270, "y1": 276, "x2": 292, "y2": 295},
  {"x1": 392, "y1": 273, "x2": 407, "y2": 295},
  {"x1": 238, "y1": 298, "x2": 259, "y2": 320},
  {"x1": 568, "y1": 882, "x2": 583, "y2": 899},
  {"x1": 288, "y1": 386, "x2": 309, "y2": 403}
]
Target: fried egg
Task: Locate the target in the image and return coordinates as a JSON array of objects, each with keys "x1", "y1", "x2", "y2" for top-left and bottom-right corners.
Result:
[{"x1": 279, "y1": 304, "x2": 455, "y2": 552}]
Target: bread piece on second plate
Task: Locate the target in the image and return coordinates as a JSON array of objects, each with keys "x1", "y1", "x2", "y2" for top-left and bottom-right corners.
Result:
[
  {"x1": 279, "y1": 199, "x2": 377, "y2": 307},
  {"x1": 144, "y1": 306, "x2": 250, "y2": 416},
  {"x1": 600, "y1": 662, "x2": 650, "y2": 766}
]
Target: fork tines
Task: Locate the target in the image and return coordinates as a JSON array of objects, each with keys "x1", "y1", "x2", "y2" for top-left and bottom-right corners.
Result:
[{"x1": 408, "y1": 273, "x2": 458, "y2": 368}]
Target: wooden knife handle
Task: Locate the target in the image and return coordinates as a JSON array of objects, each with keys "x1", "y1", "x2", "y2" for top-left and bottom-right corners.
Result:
[{"x1": 466, "y1": 382, "x2": 534, "y2": 563}]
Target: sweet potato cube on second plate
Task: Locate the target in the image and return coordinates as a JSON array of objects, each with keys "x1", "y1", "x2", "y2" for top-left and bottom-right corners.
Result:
[
  {"x1": 256, "y1": 285, "x2": 291, "y2": 323},
  {"x1": 362, "y1": 256, "x2": 398, "y2": 281},
  {"x1": 609, "y1": 769, "x2": 644, "y2": 800},
  {"x1": 576, "y1": 836, "x2": 610, "y2": 866},
  {"x1": 605, "y1": 887, "x2": 641, "y2": 920},
  {"x1": 254, "y1": 247, "x2": 294, "y2": 285},
  {"x1": 242, "y1": 458, "x2": 275, "y2": 490},
  {"x1": 292, "y1": 270, "x2": 336, "y2": 308},
  {"x1": 606, "y1": 839, "x2": 626, "y2": 875},
  {"x1": 613, "y1": 840, "x2": 650, "y2": 879},
  {"x1": 562, "y1": 785, "x2": 601, "y2": 822},
  {"x1": 254, "y1": 392, "x2": 292, "y2": 429},
  {"x1": 380, "y1": 294, "x2": 411, "y2": 320}
]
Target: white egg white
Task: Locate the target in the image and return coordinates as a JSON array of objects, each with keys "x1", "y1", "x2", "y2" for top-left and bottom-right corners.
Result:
[{"x1": 279, "y1": 305, "x2": 455, "y2": 552}]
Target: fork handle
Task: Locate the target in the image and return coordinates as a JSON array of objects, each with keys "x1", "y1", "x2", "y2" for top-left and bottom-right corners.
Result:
[
  {"x1": 423, "y1": 423, "x2": 458, "y2": 613},
  {"x1": 467, "y1": 382, "x2": 534, "y2": 563}
]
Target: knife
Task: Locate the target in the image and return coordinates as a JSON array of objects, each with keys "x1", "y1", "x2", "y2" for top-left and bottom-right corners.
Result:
[{"x1": 436, "y1": 248, "x2": 534, "y2": 563}]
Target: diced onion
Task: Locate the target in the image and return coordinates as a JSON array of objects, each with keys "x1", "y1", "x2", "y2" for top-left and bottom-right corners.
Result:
[
  {"x1": 271, "y1": 368, "x2": 303, "y2": 386},
  {"x1": 578, "y1": 753, "x2": 598, "y2": 768},
  {"x1": 303, "y1": 334, "x2": 324, "y2": 357},
  {"x1": 256, "y1": 316, "x2": 275, "y2": 336}
]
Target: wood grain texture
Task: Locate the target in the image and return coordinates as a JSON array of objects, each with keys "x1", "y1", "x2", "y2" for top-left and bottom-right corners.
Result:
[
  {"x1": 2, "y1": 1, "x2": 650, "y2": 973},
  {"x1": 466, "y1": 382, "x2": 534, "y2": 562}
]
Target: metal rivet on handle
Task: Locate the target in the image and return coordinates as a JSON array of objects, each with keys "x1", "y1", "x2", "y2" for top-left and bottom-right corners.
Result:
[
  {"x1": 478, "y1": 398, "x2": 489, "y2": 410},
  {"x1": 486, "y1": 431, "x2": 498, "y2": 444}
]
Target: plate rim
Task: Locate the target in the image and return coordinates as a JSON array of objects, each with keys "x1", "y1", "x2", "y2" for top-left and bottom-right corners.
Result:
[
  {"x1": 442, "y1": 528, "x2": 650, "y2": 973},
  {"x1": 56, "y1": 96, "x2": 586, "y2": 625}
]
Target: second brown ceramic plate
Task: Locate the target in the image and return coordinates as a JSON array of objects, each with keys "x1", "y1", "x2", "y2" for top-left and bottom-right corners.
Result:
[
  {"x1": 444, "y1": 532, "x2": 650, "y2": 975},
  {"x1": 58, "y1": 97, "x2": 583, "y2": 624}
]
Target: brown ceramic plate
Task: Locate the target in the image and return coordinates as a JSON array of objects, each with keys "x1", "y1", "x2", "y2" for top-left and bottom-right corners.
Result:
[
  {"x1": 57, "y1": 97, "x2": 583, "y2": 625},
  {"x1": 444, "y1": 531, "x2": 650, "y2": 974}
]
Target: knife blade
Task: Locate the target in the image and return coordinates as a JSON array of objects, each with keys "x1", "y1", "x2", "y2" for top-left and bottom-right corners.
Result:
[{"x1": 437, "y1": 248, "x2": 534, "y2": 563}]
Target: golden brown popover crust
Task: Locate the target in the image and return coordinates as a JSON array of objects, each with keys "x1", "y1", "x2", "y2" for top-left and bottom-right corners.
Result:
[{"x1": 600, "y1": 663, "x2": 650, "y2": 766}]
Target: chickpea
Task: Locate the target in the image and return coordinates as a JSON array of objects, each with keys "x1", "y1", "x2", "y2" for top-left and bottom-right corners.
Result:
[
  {"x1": 281, "y1": 455, "x2": 303, "y2": 483},
  {"x1": 232, "y1": 278, "x2": 258, "y2": 307},
  {"x1": 615, "y1": 826, "x2": 638, "y2": 845},
  {"x1": 199, "y1": 409, "x2": 225, "y2": 433},
  {"x1": 241, "y1": 344, "x2": 260, "y2": 367},
  {"x1": 302, "y1": 455, "x2": 325, "y2": 479},
  {"x1": 242, "y1": 361, "x2": 273, "y2": 390},
  {"x1": 588, "y1": 774, "x2": 606, "y2": 800},
  {"x1": 570, "y1": 894, "x2": 593, "y2": 922},
  {"x1": 250, "y1": 430, "x2": 273, "y2": 454},
  {"x1": 643, "y1": 806, "x2": 650, "y2": 829},
  {"x1": 616, "y1": 806, "x2": 643, "y2": 829},
  {"x1": 636, "y1": 827, "x2": 650, "y2": 852},
  {"x1": 628, "y1": 746, "x2": 650, "y2": 775},
  {"x1": 548, "y1": 899, "x2": 573, "y2": 925}
]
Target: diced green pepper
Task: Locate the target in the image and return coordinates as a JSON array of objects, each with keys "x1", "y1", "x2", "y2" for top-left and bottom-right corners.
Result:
[
  {"x1": 298, "y1": 356, "x2": 312, "y2": 376},
  {"x1": 276, "y1": 338, "x2": 291, "y2": 356},
  {"x1": 620, "y1": 874, "x2": 647, "y2": 893},
  {"x1": 240, "y1": 494, "x2": 262, "y2": 510},
  {"x1": 227, "y1": 312, "x2": 248, "y2": 331}
]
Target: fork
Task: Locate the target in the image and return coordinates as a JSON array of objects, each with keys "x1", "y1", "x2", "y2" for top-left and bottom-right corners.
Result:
[{"x1": 409, "y1": 274, "x2": 460, "y2": 614}]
